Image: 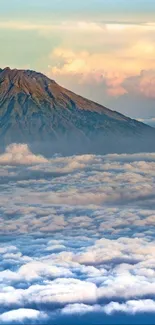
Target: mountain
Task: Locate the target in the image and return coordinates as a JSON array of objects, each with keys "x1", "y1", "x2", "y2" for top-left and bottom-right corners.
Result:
[{"x1": 0, "y1": 67, "x2": 154, "y2": 155}]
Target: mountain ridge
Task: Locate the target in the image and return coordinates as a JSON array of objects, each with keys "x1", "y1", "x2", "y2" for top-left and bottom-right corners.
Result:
[{"x1": 0, "y1": 67, "x2": 154, "y2": 155}]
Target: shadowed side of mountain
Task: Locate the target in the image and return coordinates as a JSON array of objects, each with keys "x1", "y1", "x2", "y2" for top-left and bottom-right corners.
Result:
[{"x1": 0, "y1": 67, "x2": 154, "y2": 155}]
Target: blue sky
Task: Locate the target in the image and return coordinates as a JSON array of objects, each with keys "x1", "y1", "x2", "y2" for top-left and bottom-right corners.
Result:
[
  {"x1": 1, "y1": 0, "x2": 155, "y2": 20},
  {"x1": 1, "y1": 0, "x2": 155, "y2": 119}
]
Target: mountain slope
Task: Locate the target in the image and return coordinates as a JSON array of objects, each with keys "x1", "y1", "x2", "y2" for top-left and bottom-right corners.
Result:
[{"x1": 0, "y1": 67, "x2": 154, "y2": 154}]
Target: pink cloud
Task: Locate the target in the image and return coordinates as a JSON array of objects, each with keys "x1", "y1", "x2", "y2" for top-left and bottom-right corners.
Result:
[
  {"x1": 107, "y1": 86, "x2": 127, "y2": 97},
  {"x1": 124, "y1": 70, "x2": 155, "y2": 98}
]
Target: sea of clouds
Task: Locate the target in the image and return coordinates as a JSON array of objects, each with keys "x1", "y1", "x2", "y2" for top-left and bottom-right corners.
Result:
[{"x1": 0, "y1": 144, "x2": 155, "y2": 324}]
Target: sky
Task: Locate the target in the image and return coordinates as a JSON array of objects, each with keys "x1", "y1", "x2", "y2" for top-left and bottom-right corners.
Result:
[
  {"x1": 0, "y1": 144, "x2": 155, "y2": 324},
  {"x1": 1, "y1": 0, "x2": 155, "y2": 119}
]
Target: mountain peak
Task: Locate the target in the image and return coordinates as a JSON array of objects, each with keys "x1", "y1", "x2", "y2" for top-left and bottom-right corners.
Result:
[
  {"x1": 0, "y1": 67, "x2": 55, "y2": 82},
  {"x1": 0, "y1": 67, "x2": 115, "y2": 114},
  {"x1": 0, "y1": 67, "x2": 57, "y2": 100},
  {"x1": 0, "y1": 67, "x2": 154, "y2": 154}
]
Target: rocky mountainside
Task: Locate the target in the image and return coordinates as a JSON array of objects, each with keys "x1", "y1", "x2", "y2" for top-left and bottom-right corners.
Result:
[{"x1": 0, "y1": 67, "x2": 154, "y2": 154}]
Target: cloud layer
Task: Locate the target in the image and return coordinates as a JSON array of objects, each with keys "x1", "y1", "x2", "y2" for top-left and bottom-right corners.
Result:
[{"x1": 0, "y1": 144, "x2": 155, "y2": 324}]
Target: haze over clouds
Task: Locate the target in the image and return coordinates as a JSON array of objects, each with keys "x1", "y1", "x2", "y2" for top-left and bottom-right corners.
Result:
[{"x1": 0, "y1": 144, "x2": 155, "y2": 324}]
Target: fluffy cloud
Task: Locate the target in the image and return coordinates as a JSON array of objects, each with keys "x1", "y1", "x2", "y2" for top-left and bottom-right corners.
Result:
[
  {"x1": 0, "y1": 146, "x2": 155, "y2": 324},
  {"x1": 123, "y1": 69, "x2": 155, "y2": 98},
  {"x1": 0, "y1": 279, "x2": 97, "y2": 308},
  {"x1": 0, "y1": 144, "x2": 48, "y2": 165},
  {"x1": 104, "y1": 300, "x2": 155, "y2": 315},
  {"x1": 48, "y1": 47, "x2": 155, "y2": 100},
  {"x1": 61, "y1": 303, "x2": 101, "y2": 315},
  {"x1": 41, "y1": 20, "x2": 155, "y2": 107},
  {"x1": 61, "y1": 300, "x2": 155, "y2": 316},
  {"x1": 48, "y1": 47, "x2": 128, "y2": 97},
  {"x1": 0, "y1": 308, "x2": 47, "y2": 323}
]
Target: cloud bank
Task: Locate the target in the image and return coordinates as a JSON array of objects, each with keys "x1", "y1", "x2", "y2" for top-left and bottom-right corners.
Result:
[{"x1": 0, "y1": 144, "x2": 155, "y2": 324}]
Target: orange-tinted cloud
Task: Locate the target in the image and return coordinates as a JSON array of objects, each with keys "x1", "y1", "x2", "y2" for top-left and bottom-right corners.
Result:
[
  {"x1": 48, "y1": 48, "x2": 129, "y2": 96},
  {"x1": 123, "y1": 70, "x2": 155, "y2": 98},
  {"x1": 48, "y1": 44, "x2": 155, "y2": 99}
]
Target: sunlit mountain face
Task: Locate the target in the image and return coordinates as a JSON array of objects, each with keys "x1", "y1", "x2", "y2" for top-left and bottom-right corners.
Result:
[
  {"x1": 0, "y1": 68, "x2": 154, "y2": 156},
  {"x1": 1, "y1": 1, "x2": 155, "y2": 324}
]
